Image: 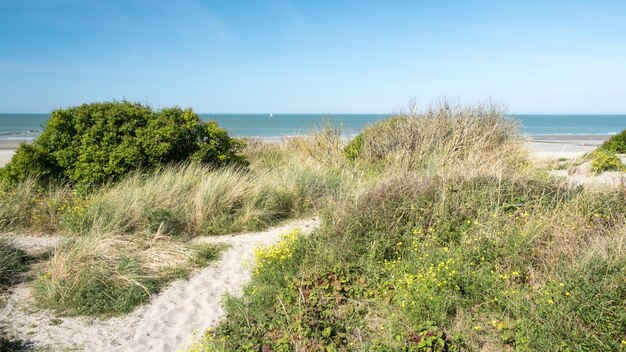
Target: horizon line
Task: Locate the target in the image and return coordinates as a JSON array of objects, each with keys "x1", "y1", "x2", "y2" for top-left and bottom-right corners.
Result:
[{"x1": 1, "y1": 112, "x2": 626, "y2": 116}]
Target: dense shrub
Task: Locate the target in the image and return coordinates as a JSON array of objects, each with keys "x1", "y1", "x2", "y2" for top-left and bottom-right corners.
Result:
[
  {"x1": 599, "y1": 129, "x2": 626, "y2": 153},
  {"x1": 591, "y1": 150, "x2": 625, "y2": 173},
  {"x1": 0, "y1": 101, "x2": 245, "y2": 187}
]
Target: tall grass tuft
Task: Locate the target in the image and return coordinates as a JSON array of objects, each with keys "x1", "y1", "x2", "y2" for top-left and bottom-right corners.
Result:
[
  {"x1": 0, "y1": 179, "x2": 39, "y2": 232},
  {"x1": 0, "y1": 180, "x2": 75, "y2": 233},
  {"x1": 285, "y1": 121, "x2": 345, "y2": 166},
  {"x1": 77, "y1": 162, "x2": 344, "y2": 238},
  {"x1": 345, "y1": 100, "x2": 526, "y2": 174},
  {"x1": 33, "y1": 229, "x2": 205, "y2": 315}
]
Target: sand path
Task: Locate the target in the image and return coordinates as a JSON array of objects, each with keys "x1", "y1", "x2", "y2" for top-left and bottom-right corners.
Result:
[{"x1": 0, "y1": 218, "x2": 320, "y2": 351}]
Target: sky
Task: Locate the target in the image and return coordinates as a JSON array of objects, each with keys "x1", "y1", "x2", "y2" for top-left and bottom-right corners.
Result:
[{"x1": 1, "y1": 0, "x2": 625, "y2": 114}]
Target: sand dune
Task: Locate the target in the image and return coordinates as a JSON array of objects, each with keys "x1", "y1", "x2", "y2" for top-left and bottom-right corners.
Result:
[{"x1": 0, "y1": 218, "x2": 320, "y2": 352}]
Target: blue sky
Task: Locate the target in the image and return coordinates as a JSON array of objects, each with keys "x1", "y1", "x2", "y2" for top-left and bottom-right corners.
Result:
[{"x1": 1, "y1": 0, "x2": 625, "y2": 113}]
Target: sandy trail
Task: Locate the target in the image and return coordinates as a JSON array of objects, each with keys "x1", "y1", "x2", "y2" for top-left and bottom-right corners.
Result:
[{"x1": 0, "y1": 218, "x2": 320, "y2": 352}]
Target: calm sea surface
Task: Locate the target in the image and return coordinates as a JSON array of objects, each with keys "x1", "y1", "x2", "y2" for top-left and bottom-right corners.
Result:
[{"x1": 1, "y1": 113, "x2": 625, "y2": 140}]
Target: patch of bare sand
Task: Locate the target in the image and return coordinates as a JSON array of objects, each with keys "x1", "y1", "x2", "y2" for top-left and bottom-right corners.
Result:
[
  {"x1": 0, "y1": 150, "x2": 14, "y2": 167},
  {"x1": 549, "y1": 158, "x2": 626, "y2": 188},
  {"x1": 1, "y1": 234, "x2": 62, "y2": 256},
  {"x1": 0, "y1": 218, "x2": 321, "y2": 352},
  {"x1": 526, "y1": 140, "x2": 598, "y2": 160},
  {"x1": 526, "y1": 138, "x2": 626, "y2": 188}
]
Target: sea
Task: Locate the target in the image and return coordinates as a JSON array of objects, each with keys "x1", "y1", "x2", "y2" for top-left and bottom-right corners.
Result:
[{"x1": 0, "y1": 113, "x2": 625, "y2": 141}]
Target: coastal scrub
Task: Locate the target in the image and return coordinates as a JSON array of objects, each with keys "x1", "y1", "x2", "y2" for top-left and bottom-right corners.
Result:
[{"x1": 0, "y1": 101, "x2": 245, "y2": 188}]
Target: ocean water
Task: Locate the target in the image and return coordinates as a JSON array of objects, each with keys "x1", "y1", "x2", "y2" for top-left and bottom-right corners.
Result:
[{"x1": 1, "y1": 113, "x2": 625, "y2": 140}]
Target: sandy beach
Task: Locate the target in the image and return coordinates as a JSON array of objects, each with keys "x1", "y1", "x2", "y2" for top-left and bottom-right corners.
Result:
[
  {"x1": 0, "y1": 140, "x2": 27, "y2": 166},
  {"x1": 0, "y1": 150, "x2": 13, "y2": 166},
  {"x1": 525, "y1": 134, "x2": 607, "y2": 159}
]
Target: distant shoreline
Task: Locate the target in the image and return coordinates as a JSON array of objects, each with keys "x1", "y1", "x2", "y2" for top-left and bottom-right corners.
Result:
[
  {"x1": 2, "y1": 113, "x2": 625, "y2": 139},
  {"x1": 0, "y1": 133, "x2": 613, "y2": 150},
  {"x1": 0, "y1": 134, "x2": 613, "y2": 168}
]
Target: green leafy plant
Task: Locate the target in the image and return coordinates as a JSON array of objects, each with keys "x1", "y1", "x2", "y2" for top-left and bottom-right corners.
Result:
[
  {"x1": 591, "y1": 150, "x2": 625, "y2": 173},
  {"x1": 0, "y1": 101, "x2": 245, "y2": 188},
  {"x1": 599, "y1": 130, "x2": 626, "y2": 153}
]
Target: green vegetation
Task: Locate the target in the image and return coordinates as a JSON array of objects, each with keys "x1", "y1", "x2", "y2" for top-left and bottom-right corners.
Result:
[
  {"x1": 34, "y1": 233, "x2": 225, "y2": 315},
  {"x1": 0, "y1": 111, "x2": 347, "y2": 314},
  {"x1": 192, "y1": 175, "x2": 626, "y2": 351},
  {"x1": 186, "y1": 102, "x2": 626, "y2": 351},
  {"x1": 1, "y1": 100, "x2": 625, "y2": 350},
  {"x1": 193, "y1": 243, "x2": 227, "y2": 267},
  {"x1": 342, "y1": 102, "x2": 524, "y2": 172},
  {"x1": 0, "y1": 101, "x2": 245, "y2": 188},
  {"x1": 599, "y1": 129, "x2": 626, "y2": 153},
  {"x1": 23, "y1": 159, "x2": 344, "y2": 315},
  {"x1": 591, "y1": 150, "x2": 625, "y2": 173},
  {"x1": 0, "y1": 180, "x2": 74, "y2": 233}
]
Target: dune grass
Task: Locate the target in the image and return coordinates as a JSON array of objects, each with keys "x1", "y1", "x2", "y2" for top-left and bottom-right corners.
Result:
[
  {"x1": 0, "y1": 179, "x2": 80, "y2": 236},
  {"x1": 75, "y1": 161, "x2": 345, "y2": 237},
  {"x1": 33, "y1": 230, "x2": 228, "y2": 315},
  {"x1": 27, "y1": 159, "x2": 347, "y2": 315},
  {"x1": 344, "y1": 101, "x2": 526, "y2": 173}
]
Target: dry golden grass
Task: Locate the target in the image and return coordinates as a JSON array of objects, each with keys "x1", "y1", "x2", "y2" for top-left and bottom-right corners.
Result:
[
  {"x1": 349, "y1": 101, "x2": 527, "y2": 175},
  {"x1": 34, "y1": 228, "x2": 198, "y2": 315}
]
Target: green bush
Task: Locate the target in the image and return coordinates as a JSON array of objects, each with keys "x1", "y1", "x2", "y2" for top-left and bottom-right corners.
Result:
[
  {"x1": 599, "y1": 130, "x2": 626, "y2": 153},
  {"x1": 0, "y1": 101, "x2": 245, "y2": 187},
  {"x1": 591, "y1": 150, "x2": 625, "y2": 173}
]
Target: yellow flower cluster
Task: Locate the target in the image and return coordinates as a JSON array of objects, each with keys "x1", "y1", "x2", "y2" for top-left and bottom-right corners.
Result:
[
  {"x1": 253, "y1": 228, "x2": 301, "y2": 274},
  {"x1": 533, "y1": 281, "x2": 572, "y2": 306}
]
